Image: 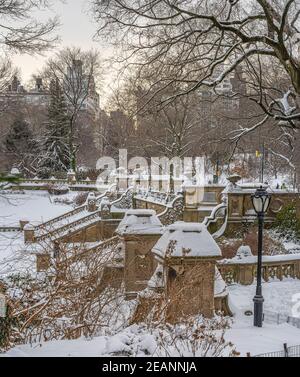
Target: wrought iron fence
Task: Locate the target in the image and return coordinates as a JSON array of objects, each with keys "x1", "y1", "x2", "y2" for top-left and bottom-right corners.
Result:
[
  {"x1": 264, "y1": 310, "x2": 300, "y2": 329},
  {"x1": 253, "y1": 343, "x2": 300, "y2": 357}
]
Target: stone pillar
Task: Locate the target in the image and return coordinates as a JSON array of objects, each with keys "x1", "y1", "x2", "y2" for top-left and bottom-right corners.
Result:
[
  {"x1": 116, "y1": 209, "x2": 164, "y2": 299},
  {"x1": 24, "y1": 224, "x2": 35, "y2": 243},
  {"x1": 67, "y1": 170, "x2": 76, "y2": 185},
  {"x1": 151, "y1": 222, "x2": 222, "y2": 320},
  {"x1": 238, "y1": 265, "x2": 254, "y2": 285},
  {"x1": 36, "y1": 254, "x2": 51, "y2": 272},
  {"x1": 19, "y1": 219, "x2": 29, "y2": 230}
]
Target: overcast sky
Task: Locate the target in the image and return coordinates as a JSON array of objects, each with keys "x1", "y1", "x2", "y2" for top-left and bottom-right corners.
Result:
[{"x1": 14, "y1": 0, "x2": 103, "y2": 83}]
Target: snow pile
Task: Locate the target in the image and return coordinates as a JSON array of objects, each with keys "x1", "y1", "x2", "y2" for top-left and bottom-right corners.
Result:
[
  {"x1": 153, "y1": 222, "x2": 222, "y2": 258},
  {"x1": 236, "y1": 245, "x2": 253, "y2": 259},
  {"x1": 2, "y1": 319, "x2": 233, "y2": 357},
  {"x1": 116, "y1": 209, "x2": 163, "y2": 235}
]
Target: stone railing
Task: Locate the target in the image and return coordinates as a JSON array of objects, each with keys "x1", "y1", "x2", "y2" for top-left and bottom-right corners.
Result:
[
  {"x1": 135, "y1": 189, "x2": 176, "y2": 204},
  {"x1": 84, "y1": 236, "x2": 122, "y2": 257},
  {"x1": 15, "y1": 178, "x2": 98, "y2": 186},
  {"x1": 203, "y1": 198, "x2": 228, "y2": 239},
  {"x1": 34, "y1": 205, "x2": 86, "y2": 234},
  {"x1": 158, "y1": 195, "x2": 184, "y2": 226},
  {"x1": 112, "y1": 187, "x2": 134, "y2": 210},
  {"x1": 218, "y1": 255, "x2": 300, "y2": 285},
  {"x1": 34, "y1": 187, "x2": 115, "y2": 235},
  {"x1": 35, "y1": 211, "x2": 101, "y2": 243},
  {"x1": 63, "y1": 236, "x2": 122, "y2": 266}
]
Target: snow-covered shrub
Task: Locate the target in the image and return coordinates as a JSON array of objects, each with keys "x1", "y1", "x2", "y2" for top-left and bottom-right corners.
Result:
[
  {"x1": 0, "y1": 240, "x2": 131, "y2": 350},
  {"x1": 219, "y1": 228, "x2": 285, "y2": 258},
  {"x1": 76, "y1": 169, "x2": 99, "y2": 181},
  {"x1": 274, "y1": 203, "x2": 300, "y2": 242},
  {"x1": 154, "y1": 316, "x2": 237, "y2": 357},
  {"x1": 74, "y1": 192, "x2": 89, "y2": 206},
  {"x1": 45, "y1": 184, "x2": 69, "y2": 196}
]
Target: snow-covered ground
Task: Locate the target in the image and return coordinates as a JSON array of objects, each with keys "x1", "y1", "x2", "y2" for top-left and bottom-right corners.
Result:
[
  {"x1": 0, "y1": 191, "x2": 76, "y2": 227},
  {"x1": 0, "y1": 232, "x2": 36, "y2": 277},
  {"x1": 2, "y1": 317, "x2": 300, "y2": 358},
  {"x1": 2, "y1": 279, "x2": 300, "y2": 358},
  {"x1": 228, "y1": 279, "x2": 300, "y2": 317},
  {"x1": 0, "y1": 190, "x2": 77, "y2": 276},
  {"x1": 1, "y1": 190, "x2": 300, "y2": 357}
]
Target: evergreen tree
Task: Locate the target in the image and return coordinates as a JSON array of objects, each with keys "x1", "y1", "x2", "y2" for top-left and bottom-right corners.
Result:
[
  {"x1": 39, "y1": 79, "x2": 71, "y2": 177},
  {"x1": 4, "y1": 116, "x2": 37, "y2": 174}
]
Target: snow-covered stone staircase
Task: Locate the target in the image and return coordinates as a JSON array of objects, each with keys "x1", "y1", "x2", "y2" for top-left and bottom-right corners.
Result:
[
  {"x1": 34, "y1": 209, "x2": 102, "y2": 243},
  {"x1": 28, "y1": 188, "x2": 134, "y2": 244}
]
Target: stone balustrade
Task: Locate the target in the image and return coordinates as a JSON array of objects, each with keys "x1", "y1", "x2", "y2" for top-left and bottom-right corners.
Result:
[{"x1": 218, "y1": 255, "x2": 300, "y2": 285}]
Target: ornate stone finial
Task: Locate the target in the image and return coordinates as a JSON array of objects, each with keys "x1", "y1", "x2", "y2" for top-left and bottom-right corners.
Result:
[
  {"x1": 227, "y1": 174, "x2": 242, "y2": 186},
  {"x1": 100, "y1": 196, "x2": 111, "y2": 219},
  {"x1": 87, "y1": 192, "x2": 98, "y2": 212}
]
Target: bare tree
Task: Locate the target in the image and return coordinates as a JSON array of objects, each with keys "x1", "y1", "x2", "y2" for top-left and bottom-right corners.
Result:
[
  {"x1": 0, "y1": 0, "x2": 59, "y2": 53},
  {"x1": 42, "y1": 47, "x2": 102, "y2": 169},
  {"x1": 92, "y1": 0, "x2": 300, "y2": 127}
]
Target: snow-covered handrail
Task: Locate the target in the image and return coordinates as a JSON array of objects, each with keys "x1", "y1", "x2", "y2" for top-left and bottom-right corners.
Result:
[
  {"x1": 111, "y1": 187, "x2": 134, "y2": 210},
  {"x1": 203, "y1": 199, "x2": 228, "y2": 239},
  {"x1": 34, "y1": 186, "x2": 115, "y2": 234},
  {"x1": 158, "y1": 194, "x2": 184, "y2": 226},
  {"x1": 35, "y1": 211, "x2": 101, "y2": 243}
]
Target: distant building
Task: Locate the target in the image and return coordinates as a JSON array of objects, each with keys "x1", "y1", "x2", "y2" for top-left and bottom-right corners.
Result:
[
  {"x1": 1, "y1": 60, "x2": 100, "y2": 115},
  {"x1": 0, "y1": 60, "x2": 102, "y2": 169}
]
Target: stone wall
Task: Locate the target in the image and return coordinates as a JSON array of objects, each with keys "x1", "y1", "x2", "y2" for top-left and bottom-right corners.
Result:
[
  {"x1": 123, "y1": 234, "x2": 161, "y2": 298},
  {"x1": 61, "y1": 219, "x2": 121, "y2": 243},
  {"x1": 165, "y1": 260, "x2": 217, "y2": 319},
  {"x1": 133, "y1": 198, "x2": 167, "y2": 214}
]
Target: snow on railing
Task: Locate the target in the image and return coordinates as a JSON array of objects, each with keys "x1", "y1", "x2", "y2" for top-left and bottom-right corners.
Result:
[
  {"x1": 203, "y1": 198, "x2": 228, "y2": 239},
  {"x1": 158, "y1": 194, "x2": 184, "y2": 226},
  {"x1": 218, "y1": 255, "x2": 300, "y2": 285},
  {"x1": 111, "y1": 187, "x2": 134, "y2": 210},
  {"x1": 35, "y1": 211, "x2": 102, "y2": 243},
  {"x1": 34, "y1": 185, "x2": 116, "y2": 234}
]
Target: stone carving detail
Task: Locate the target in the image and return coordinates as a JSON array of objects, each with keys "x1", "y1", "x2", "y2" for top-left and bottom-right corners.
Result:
[
  {"x1": 158, "y1": 195, "x2": 184, "y2": 226},
  {"x1": 113, "y1": 188, "x2": 134, "y2": 209}
]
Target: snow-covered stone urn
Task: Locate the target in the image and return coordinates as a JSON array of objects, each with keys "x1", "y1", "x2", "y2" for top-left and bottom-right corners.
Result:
[
  {"x1": 116, "y1": 209, "x2": 164, "y2": 298},
  {"x1": 10, "y1": 167, "x2": 21, "y2": 177},
  {"x1": 151, "y1": 222, "x2": 222, "y2": 319},
  {"x1": 87, "y1": 192, "x2": 98, "y2": 212},
  {"x1": 100, "y1": 196, "x2": 111, "y2": 219}
]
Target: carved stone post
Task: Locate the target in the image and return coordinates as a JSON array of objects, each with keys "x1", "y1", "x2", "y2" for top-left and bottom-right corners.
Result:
[
  {"x1": 36, "y1": 253, "x2": 51, "y2": 272},
  {"x1": 116, "y1": 209, "x2": 164, "y2": 299},
  {"x1": 24, "y1": 223, "x2": 35, "y2": 243},
  {"x1": 152, "y1": 222, "x2": 222, "y2": 320},
  {"x1": 19, "y1": 219, "x2": 29, "y2": 230},
  {"x1": 67, "y1": 170, "x2": 76, "y2": 185}
]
